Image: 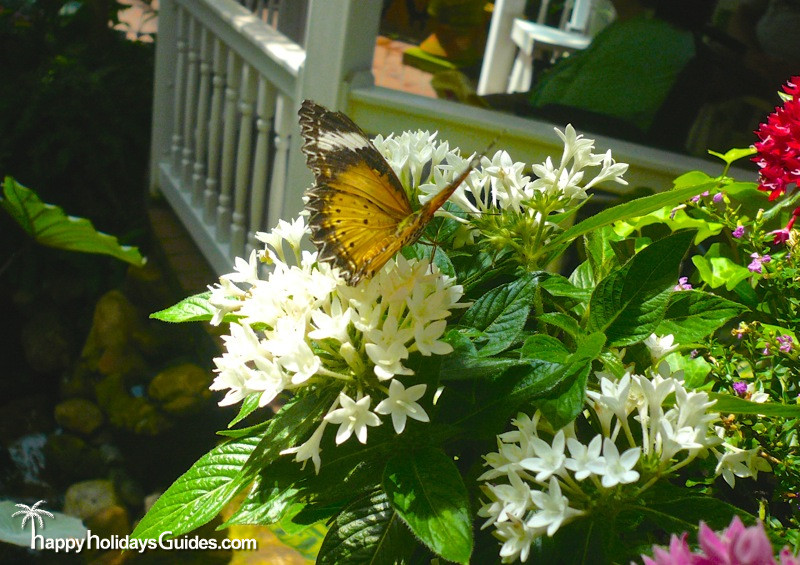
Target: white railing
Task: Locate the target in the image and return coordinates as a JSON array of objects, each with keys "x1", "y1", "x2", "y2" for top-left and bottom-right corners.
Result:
[{"x1": 149, "y1": 0, "x2": 750, "y2": 276}]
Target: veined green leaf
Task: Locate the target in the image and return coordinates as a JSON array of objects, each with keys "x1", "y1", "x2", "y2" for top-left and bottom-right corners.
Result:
[
  {"x1": 130, "y1": 429, "x2": 264, "y2": 540},
  {"x1": 151, "y1": 292, "x2": 229, "y2": 323},
  {"x1": 1, "y1": 176, "x2": 145, "y2": 266},
  {"x1": 460, "y1": 273, "x2": 541, "y2": 356},
  {"x1": 383, "y1": 447, "x2": 473, "y2": 564},
  {"x1": 317, "y1": 490, "x2": 414, "y2": 565},
  {"x1": 551, "y1": 182, "x2": 714, "y2": 248},
  {"x1": 657, "y1": 290, "x2": 749, "y2": 343},
  {"x1": 707, "y1": 146, "x2": 757, "y2": 165},
  {"x1": 691, "y1": 245, "x2": 752, "y2": 291},
  {"x1": 588, "y1": 231, "x2": 695, "y2": 346}
]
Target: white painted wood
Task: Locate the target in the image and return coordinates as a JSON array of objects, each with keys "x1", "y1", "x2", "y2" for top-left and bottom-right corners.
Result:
[
  {"x1": 231, "y1": 65, "x2": 258, "y2": 258},
  {"x1": 266, "y1": 93, "x2": 294, "y2": 231},
  {"x1": 217, "y1": 50, "x2": 242, "y2": 242},
  {"x1": 347, "y1": 87, "x2": 755, "y2": 190},
  {"x1": 171, "y1": 5, "x2": 187, "y2": 171},
  {"x1": 477, "y1": 0, "x2": 527, "y2": 95},
  {"x1": 149, "y1": 0, "x2": 177, "y2": 195},
  {"x1": 193, "y1": 26, "x2": 213, "y2": 205},
  {"x1": 248, "y1": 77, "x2": 277, "y2": 253},
  {"x1": 204, "y1": 38, "x2": 227, "y2": 223},
  {"x1": 181, "y1": 16, "x2": 199, "y2": 187}
]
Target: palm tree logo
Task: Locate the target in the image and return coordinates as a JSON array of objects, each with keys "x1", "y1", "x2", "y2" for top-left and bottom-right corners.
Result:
[{"x1": 12, "y1": 500, "x2": 54, "y2": 543}]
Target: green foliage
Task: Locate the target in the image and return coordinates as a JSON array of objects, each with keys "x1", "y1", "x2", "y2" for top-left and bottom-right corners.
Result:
[{"x1": 1, "y1": 176, "x2": 145, "y2": 265}]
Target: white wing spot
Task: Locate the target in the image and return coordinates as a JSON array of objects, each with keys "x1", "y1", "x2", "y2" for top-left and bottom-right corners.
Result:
[{"x1": 317, "y1": 130, "x2": 370, "y2": 152}]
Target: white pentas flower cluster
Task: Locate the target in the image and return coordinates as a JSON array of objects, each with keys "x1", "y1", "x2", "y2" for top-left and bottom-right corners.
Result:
[
  {"x1": 478, "y1": 362, "x2": 771, "y2": 563},
  {"x1": 206, "y1": 216, "x2": 465, "y2": 473}
]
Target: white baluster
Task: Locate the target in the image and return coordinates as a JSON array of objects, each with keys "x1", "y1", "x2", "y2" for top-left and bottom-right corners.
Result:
[
  {"x1": 217, "y1": 51, "x2": 242, "y2": 242},
  {"x1": 204, "y1": 38, "x2": 226, "y2": 224},
  {"x1": 192, "y1": 27, "x2": 212, "y2": 206},
  {"x1": 247, "y1": 76, "x2": 276, "y2": 254},
  {"x1": 266, "y1": 93, "x2": 294, "y2": 231},
  {"x1": 231, "y1": 65, "x2": 257, "y2": 259},
  {"x1": 181, "y1": 17, "x2": 199, "y2": 188},
  {"x1": 171, "y1": 6, "x2": 187, "y2": 172}
]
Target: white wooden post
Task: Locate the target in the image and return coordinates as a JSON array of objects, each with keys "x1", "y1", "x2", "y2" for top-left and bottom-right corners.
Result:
[
  {"x1": 149, "y1": 0, "x2": 177, "y2": 194},
  {"x1": 280, "y1": 0, "x2": 382, "y2": 222},
  {"x1": 248, "y1": 76, "x2": 277, "y2": 253},
  {"x1": 217, "y1": 51, "x2": 242, "y2": 241},
  {"x1": 193, "y1": 26, "x2": 212, "y2": 205},
  {"x1": 231, "y1": 64, "x2": 258, "y2": 258},
  {"x1": 204, "y1": 38, "x2": 226, "y2": 223},
  {"x1": 181, "y1": 16, "x2": 200, "y2": 187},
  {"x1": 266, "y1": 93, "x2": 295, "y2": 231},
  {"x1": 171, "y1": 5, "x2": 187, "y2": 172},
  {"x1": 477, "y1": 0, "x2": 526, "y2": 95}
]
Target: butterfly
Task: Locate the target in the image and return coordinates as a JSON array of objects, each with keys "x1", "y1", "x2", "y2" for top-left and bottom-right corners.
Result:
[{"x1": 299, "y1": 99, "x2": 477, "y2": 286}]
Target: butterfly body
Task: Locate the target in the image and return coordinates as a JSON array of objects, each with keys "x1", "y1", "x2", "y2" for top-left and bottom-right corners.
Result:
[{"x1": 299, "y1": 100, "x2": 473, "y2": 285}]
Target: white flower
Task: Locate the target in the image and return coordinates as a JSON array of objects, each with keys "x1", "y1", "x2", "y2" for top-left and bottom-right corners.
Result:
[
  {"x1": 714, "y1": 445, "x2": 771, "y2": 488},
  {"x1": 527, "y1": 477, "x2": 584, "y2": 536},
  {"x1": 644, "y1": 333, "x2": 678, "y2": 361},
  {"x1": 598, "y1": 439, "x2": 640, "y2": 488},
  {"x1": 281, "y1": 423, "x2": 326, "y2": 474},
  {"x1": 324, "y1": 392, "x2": 382, "y2": 445},
  {"x1": 520, "y1": 429, "x2": 567, "y2": 482},
  {"x1": 495, "y1": 519, "x2": 539, "y2": 563},
  {"x1": 374, "y1": 380, "x2": 429, "y2": 433},
  {"x1": 413, "y1": 319, "x2": 453, "y2": 356},
  {"x1": 564, "y1": 435, "x2": 606, "y2": 480},
  {"x1": 478, "y1": 471, "x2": 533, "y2": 527},
  {"x1": 746, "y1": 383, "x2": 769, "y2": 404}
]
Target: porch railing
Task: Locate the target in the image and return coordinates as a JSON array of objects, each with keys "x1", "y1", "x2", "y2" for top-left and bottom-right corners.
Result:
[{"x1": 149, "y1": 0, "x2": 750, "y2": 276}]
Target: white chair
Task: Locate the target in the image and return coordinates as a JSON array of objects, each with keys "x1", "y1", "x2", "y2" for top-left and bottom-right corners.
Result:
[{"x1": 478, "y1": 0, "x2": 599, "y2": 95}]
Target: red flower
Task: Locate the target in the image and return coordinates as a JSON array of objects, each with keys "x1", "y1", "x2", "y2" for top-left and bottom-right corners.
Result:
[{"x1": 753, "y1": 76, "x2": 800, "y2": 201}]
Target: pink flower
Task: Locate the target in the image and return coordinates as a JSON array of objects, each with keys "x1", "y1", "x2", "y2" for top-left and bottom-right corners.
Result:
[
  {"x1": 675, "y1": 277, "x2": 693, "y2": 291},
  {"x1": 753, "y1": 76, "x2": 800, "y2": 201},
  {"x1": 748, "y1": 253, "x2": 771, "y2": 274},
  {"x1": 732, "y1": 226, "x2": 745, "y2": 239},
  {"x1": 642, "y1": 516, "x2": 799, "y2": 565},
  {"x1": 770, "y1": 207, "x2": 799, "y2": 245}
]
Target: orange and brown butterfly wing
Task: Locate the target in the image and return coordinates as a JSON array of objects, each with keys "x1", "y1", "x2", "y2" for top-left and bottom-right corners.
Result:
[{"x1": 299, "y1": 100, "x2": 413, "y2": 284}]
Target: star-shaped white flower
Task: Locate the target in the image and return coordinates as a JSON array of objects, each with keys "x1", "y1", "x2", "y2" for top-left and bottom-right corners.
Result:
[
  {"x1": 644, "y1": 333, "x2": 678, "y2": 361},
  {"x1": 598, "y1": 438, "x2": 640, "y2": 488},
  {"x1": 520, "y1": 430, "x2": 566, "y2": 482},
  {"x1": 564, "y1": 434, "x2": 606, "y2": 480},
  {"x1": 527, "y1": 477, "x2": 584, "y2": 536},
  {"x1": 374, "y1": 380, "x2": 429, "y2": 433},
  {"x1": 324, "y1": 392, "x2": 382, "y2": 444}
]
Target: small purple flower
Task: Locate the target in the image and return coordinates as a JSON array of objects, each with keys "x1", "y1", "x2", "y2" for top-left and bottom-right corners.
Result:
[
  {"x1": 732, "y1": 381, "x2": 748, "y2": 397},
  {"x1": 674, "y1": 276, "x2": 692, "y2": 291},
  {"x1": 732, "y1": 225, "x2": 745, "y2": 238},
  {"x1": 777, "y1": 334, "x2": 794, "y2": 353},
  {"x1": 763, "y1": 345, "x2": 771, "y2": 355},
  {"x1": 690, "y1": 349, "x2": 699, "y2": 358},
  {"x1": 691, "y1": 195, "x2": 702, "y2": 203},
  {"x1": 713, "y1": 192, "x2": 724, "y2": 203},
  {"x1": 748, "y1": 252, "x2": 771, "y2": 273},
  {"x1": 771, "y1": 227, "x2": 791, "y2": 245}
]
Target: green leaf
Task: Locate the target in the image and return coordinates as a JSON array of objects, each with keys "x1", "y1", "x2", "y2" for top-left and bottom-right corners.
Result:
[
  {"x1": 519, "y1": 334, "x2": 569, "y2": 363},
  {"x1": 537, "y1": 312, "x2": 581, "y2": 337},
  {"x1": 243, "y1": 389, "x2": 339, "y2": 475},
  {"x1": 673, "y1": 170, "x2": 714, "y2": 188},
  {"x1": 691, "y1": 244, "x2": 752, "y2": 291},
  {"x1": 710, "y1": 393, "x2": 800, "y2": 417},
  {"x1": 222, "y1": 458, "x2": 302, "y2": 527},
  {"x1": 551, "y1": 182, "x2": 714, "y2": 248},
  {"x1": 540, "y1": 275, "x2": 592, "y2": 301},
  {"x1": 657, "y1": 290, "x2": 749, "y2": 343},
  {"x1": 536, "y1": 364, "x2": 589, "y2": 429},
  {"x1": 460, "y1": 273, "x2": 540, "y2": 356},
  {"x1": 440, "y1": 331, "x2": 521, "y2": 380},
  {"x1": 708, "y1": 146, "x2": 757, "y2": 165},
  {"x1": 228, "y1": 392, "x2": 261, "y2": 428},
  {"x1": 383, "y1": 447, "x2": 473, "y2": 564},
  {"x1": 150, "y1": 292, "x2": 219, "y2": 323},
  {"x1": 317, "y1": 490, "x2": 415, "y2": 565},
  {"x1": 0, "y1": 500, "x2": 87, "y2": 547},
  {"x1": 131, "y1": 429, "x2": 264, "y2": 540},
  {"x1": 588, "y1": 231, "x2": 695, "y2": 346},
  {"x1": 613, "y1": 205, "x2": 723, "y2": 245},
  {"x1": 1, "y1": 176, "x2": 145, "y2": 266}
]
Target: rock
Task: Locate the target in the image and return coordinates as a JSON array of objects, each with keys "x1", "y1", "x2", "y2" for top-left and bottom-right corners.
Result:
[
  {"x1": 21, "y1": 310, "x2": 72, "y2": 374},
  {"x1": 63, "y1": 479, "x2": 118, "y2": 521},
  {"x1": 54, "y1": 398, "x2": 104, "y2": 436},
  {"x1": 96, "y1": 343, "x2": 147, "y2": 378},
  {"x1": 84, "y1": 504, "x2": 130, "y2": 538},
  {"x1": 45, "y1": 433, "x2": 106, "y2": 484},
  {"x1": 148, "y1": 363, "x2": 212, "y2": 414},
  {"x1": 95, "y1": 373, "x2": 170, "y2": 435},
  {"x1": 81, "y1": 291, "x2": 143, "y2": 372}
]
